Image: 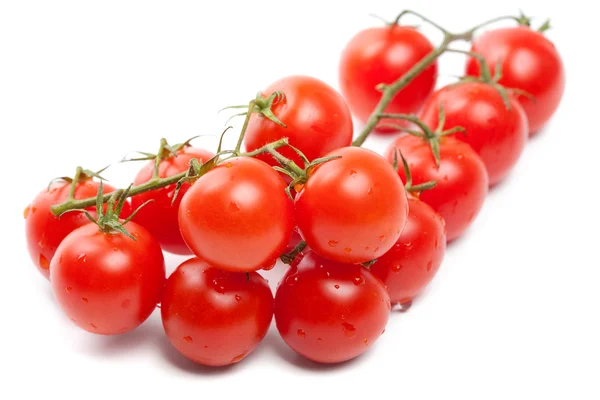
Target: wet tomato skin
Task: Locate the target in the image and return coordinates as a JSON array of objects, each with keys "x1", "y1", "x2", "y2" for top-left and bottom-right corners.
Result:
[
  {"x1": 420, "y1": 81, "x2": 528, "y2": 186},
  {"x1": 178, "y1": 156, "x2": 295, "y2": 272},
  {"x1": 161, "y1": 258, "x2": 273, "y2": 367},
  {"x1": 50, "y1": 222, "x2": 165, "y2": 335},
  {"x1": 295, "y1": 146, "x2": 408, "y2": 264},
  {"x1": 385, "y1": 135, "x2": 488, "y2": 242},
  {"x1": 466, "y1": 26, "x2": 565, "y2": 134},
  {"x1": 370, "y1": 196, "x2": 446, "y2": 305},
  {"x1": 244, "y1": 75, "x2": 353, "y2": 166},
  {"x1": 339, "y1": 26, "x2": 437, "y2": 133},
  {"x1": 131, "y1": 147, "x2": 214, "y2": 255},
  {"x1": 274, "y1": 251, "x2": 390, "y2": 364},
  {"x1": 25, "y1": 180, "x2": 131, "y2": 280}
]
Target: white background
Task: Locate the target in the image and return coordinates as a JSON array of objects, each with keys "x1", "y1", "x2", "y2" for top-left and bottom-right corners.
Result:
[{"x1": 1, "y1": 1, "x2": 599, "y2": 399}]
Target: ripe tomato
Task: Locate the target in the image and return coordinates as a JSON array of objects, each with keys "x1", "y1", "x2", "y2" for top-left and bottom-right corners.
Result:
[
  {"x1": 50, "y1": 222, "x2": 165, "y2": 335},
  {"x1": 274, "y1": 251, "x2": 390, "y2": 364},
  {"x1": 178, "y1": 156, "x2": 294, "y2": 272},
  {"x1": 25, "y1": 179, "x2": 131, "y2": 280},
  {"x1": 161, "y1": 258, "x2": 273, "y2": 366},
  {"x1": 370, "y1": 196, "x2": 446, "y2": 306},
  {"x1": 339, "y1": 25, "x2": 437, "y2": 133},
  {"x1": 243, "y1": 75, "x2": 353, "y2": 166},
  {"x1": 420, "y1": 82, "x2": 528, "y2": 186},
  {"x1": 385, "y1": 135, "x2": 488, "y2": 242},
  {"x1": 295, "y1": 146, "x2": 408, "y2": 264},
  {"x1": 131, "y1": 146, "x2": 214, "y2": 255},
  {"x1": 466, "y1": 26, "x2": 565, "y2": 134}
]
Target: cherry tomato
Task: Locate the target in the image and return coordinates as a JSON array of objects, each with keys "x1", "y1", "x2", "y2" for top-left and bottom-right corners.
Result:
[
  {"x1": 161, "y1": 258, "x2": 273, "y2": 366},
  {"x1": 466, "y1": 26, "x2": 565, "y2": 134},
  {"x1": 275, "y1": 251, "x2": 390, "y2": 364},
  {"x1": 178, "y1": 156, "x2": 294, "y2": 272},
  {"x1": 131, "y1": 147, "x2": 214, "y2": 255},
  {"x1": 244, "y1": 75, "x2": 353, "y2": 166},
  {"x1": 385, "y1": 135, "x2": 488, "y2": 242},
  {"x1": 370, "y1": 196, "x2": 446, "y2": 306},
  {"x1": 25, "y1": 179, "x2": 131, "y2": 280},
  {"x1": 295, "y1": 146, "x2": 408, "y2": 264},
  {"x1": 50, "y1": 222, "x2": 165, "y2": 335},
  {"x1": 339, "y1": 25, "x2": 437, "y2": 133},
  {"x1": 420, "y1": 82, "x2": 528, "y2": 186}
]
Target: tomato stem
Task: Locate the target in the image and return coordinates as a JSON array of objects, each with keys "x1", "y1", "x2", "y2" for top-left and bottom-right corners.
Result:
[
  {"x1": 351, "y1": 13, "x2": 522, "y2": 147},
  {"x1": 67, "y1": 166, "x2": 83, "y2": 201},
  {"x1": 234, "y1": 100, "x2": 256, "y2": 155}
]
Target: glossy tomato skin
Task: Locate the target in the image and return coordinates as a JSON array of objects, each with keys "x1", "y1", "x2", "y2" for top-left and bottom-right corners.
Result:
[
  {"x1": 339, "y1": 26, "x2": 437, "y2": 133},
  {"x1": 25, "y1": 180, "x2": 131, "y2": 280},
  {"x1": 178, "y1": 157, "x2": 294, "y2": 272},
  {"x1": 295, "y1": 147, "x2": 408, "y2": 264},
  {"x1": 244, "y1": 75, "x2": 353, "y2": 166},
  {"x1": 275, "y1": 251, "x2": 390, "y2": 364},
  {"x1": 466, "y1": 26, "x2": 565, "y2": 134},
  {"x1": 131, "y1": 147, "x2": 214, "y2": 255},
  {"x1": 370, "y1": 196, "x2": 446, "y2": 305},
  {"x1": 420, "y1": 82, "x2": 528, "y2": 186},
  {"x1": 385, "y1": 135, "x2": 488, "y2": 242},
  {"x1": 50, "y1": 222, "x2": 165, "y2": 335},
  {"x1": 161, "y1": 258, "x2": 273, "y2": 367}
]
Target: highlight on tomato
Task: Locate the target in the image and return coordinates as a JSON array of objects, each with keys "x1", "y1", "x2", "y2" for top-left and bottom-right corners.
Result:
[
  {"x1": 161, "y1": 258, "x2": 273, "y2": 366},
  {"x1": 295, "y1": 146, "x2": 408, "y2": 264},
  {"x1": 274, "y1": 251, "x2": 390, "y2": 364},
  {"x1": 178, "y1": 156, "x2": 295, "y2": 272}
]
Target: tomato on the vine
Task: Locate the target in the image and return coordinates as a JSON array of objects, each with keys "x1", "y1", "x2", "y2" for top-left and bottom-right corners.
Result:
[
  {"x1": 295, "y1": 146, "x2": 408, "y2": 264},
  {"x1": 131, "y1": 146, "x2": 214, "y2": 255},
  {"x1": 161, "y1": 258, "x2": 273, "y2": 366},
  {"x1": 244, "y1": 75, "x2": 353, "y2": 166},
  {"x1": 50, "y1": 222, "x2": 165, "y2": 335},
  {"x1": 385, "y1": 135, "x2": 488, "y2": 242},
  {"x1": 25, "y1": 178, "x2": 131, "y2": 279},
  {"x1": 178, "y1": 156, "x2": 294, "y2": 272},
  {"x1": 420, "y1": 81, "x2": 528, "y2": 186},
  {"x1": 370, "y1": 196, "x2": 446, "y2": 306},
  {"x1": 274, "y1": 251, "x2": 390, "y2": 364},
  {"x1": 339, "y1": 25, "x2": 437, "y2": 133},
  {"x1": 466, "y1": 26, "x2": 565, "y2": 134}
]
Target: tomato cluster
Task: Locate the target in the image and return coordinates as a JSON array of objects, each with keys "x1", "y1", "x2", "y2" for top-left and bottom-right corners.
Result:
[{"x1": 24, "y1": 10, "x2": 563, "y2": 367}]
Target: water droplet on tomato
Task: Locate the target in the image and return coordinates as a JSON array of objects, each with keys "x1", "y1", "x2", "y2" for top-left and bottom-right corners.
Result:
[
  {"x1": 378, "y1": 235, "x2": 385, "y2": 241},
  {"x1": 235, "y1": 294, "x2": 242, "y2": 302},
  {"x1": 183, "y1": 336, "x2": 193, "y2": 343},
  {"x1": 262, "y1": 260, "x2": 276, "y2": 271},
  {"x1": 297, "y1": 329, "x2": 306, "y2": 338},
  {"x1": 113, "y1": 247, "x2": 118, "y2": 252},
  {"x1": 285, "y1": 274, "x2": 299, "y2": 286},
  {"x1": 212, "y1": 279, "x2": 225, "y2": 293},
  {"x1": 367, "y1": 187, "x2": 373, "y2": 195},
  {"x1": 392, "y1": 264, "x2": 403, "y2": 272},
  {"x1": 344, "y1": 247, "x2": 352, "y2": 254},
  {"x1": 132, "y1": 232, "x2": 140, "y2": 238},
  {"x1": 90, "y1": 323, "x2": 97, "y2": 329},
  {"x1": 457, "y1": 153, "x2": 464, "y2": 160},
  {"x1": 225, "y1": 162, "x2": 233, "y2": 168},
  {"x1": 334, "y1": 284, "x2": 340, "y2": 289},
  {"x1": 426, "y1": 261, "x2": 433, "y2": 271},
  {"x1": 77, "y1": 254, "x2": 87, "y2": 263},
  {"x1": 82, "y1": 297, "x2": 88, "y2": 303},
  {"x1": 229, "y1": 201, "x2": 240, "y2": 212},
  {"x1": 39, "y1": 254, "x2": 50, "y2": 270},
  {"x1": 231, "y1": 353, "x2": 246, "y2": 363},
  {"x1": 353, "y1": 275, "x2": 365, "y2": 285},
  {"x1": 186, "y1": 210, "x2": 191, "y2": 217},
  {"x1": 365, "y1": 246, "x2": 370, "y2": 251},
  {"x1": 38, "y1": 233, "x2": 47, "y2": 248},
  {"x1": 342, "y1": 322, "x2": 356, "y2": 338},
  {"x1": 381, "y1": 329, "x2": 386, "y2": 335},
  {"x1": 349, "y1": 169, "x2": 357, "y2": 176},
  {"x1": 121, "y1": 299, "x2": 131, "y2": 308},
  {"x1": 363, "y1": 338, "x2": 368, "y2": 345},
  {"x1": 328, "y1": 240, "x2": 338, "y2": 247},
  {"x1": 23, "y1": 205, "x2": 30, "y2": 219},
  {"x1": 374, "y1": 247, "x2": 380, "y2": 253},
  {"x1": 443, "y1": 175, "x2": 449, "y2": 181},
  {"x1": 65, "y1": 286, "x2": 72, "y2": 293},
  {"x1": 435, "y1": 239, "x2": 439, "y2": 248},
  {"x1": 317, "y1": 337, "x2": 323, "y2": 341}
]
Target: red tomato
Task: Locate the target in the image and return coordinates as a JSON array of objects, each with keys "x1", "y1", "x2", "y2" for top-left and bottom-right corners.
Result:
[
  {"x1": 295, "y1": 147, "x2": 408, "y2": 264},
  {"x1": 178, "y1": 157, "x2": 294, "y2": 272},
  {"x1": 466, "y1": 26, "x2": 565, "y2": 134},
  {"x1": 274, "y1": 251, "x2": 390, "y2": 364},
  {"x1": 50, "y1": 222, "x2": 165, "y2": 335},
  {"x1": 161, "y1": 258, "x2": 273, "y2": 366},
  {"x1": 339, "y1": 26, "x2": 437, "y2": 133},
  {"x1": 25, "y1": 179, "x2": 131, "y2": 280},
  {"x1": 385, "y1": 135, "x2": 488, "y2": 241},
  {"x1": 244, "y1": 75, "x2": 353, "y2": 166},
  {"x1": 420, "y1": 82, "x2": 528, "y2": 186},
  {"x1": 131, "y1": 147, "x2": 214, "y2": 255},
  {"x1": 370, "y1": 196, "x2": 446, "y2": 305}
]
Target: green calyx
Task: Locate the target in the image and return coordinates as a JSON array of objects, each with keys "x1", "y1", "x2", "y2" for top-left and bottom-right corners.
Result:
[
  {"x1": 222, "y1": 91, "x2": 287, "y2": 128},
  {"x1": 60, "y1": 182, "x2": 151, "y2": 240},
  {"x1": 48, "y1": 165, "x2": 109, "y2": 193},
  {"x1": 392, "y1": 148, "x2": 437, "y2": 194}
]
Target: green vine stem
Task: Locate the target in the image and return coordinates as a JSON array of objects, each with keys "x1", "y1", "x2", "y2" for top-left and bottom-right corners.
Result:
[
  {"x1": 352, "y1": 11, "x2": 521, "y2": 147},
  {"x1": 50, "y1": 138, "x2": 291, "y2": 216}
]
